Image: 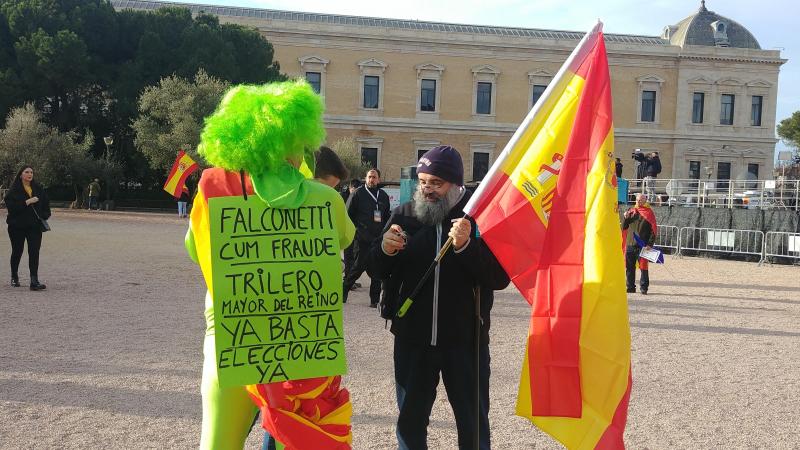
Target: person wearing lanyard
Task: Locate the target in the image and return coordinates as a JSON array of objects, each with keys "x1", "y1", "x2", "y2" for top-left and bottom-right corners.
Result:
[{"x1": 343, "y1": 168, "x2": 391, "y2": 306}]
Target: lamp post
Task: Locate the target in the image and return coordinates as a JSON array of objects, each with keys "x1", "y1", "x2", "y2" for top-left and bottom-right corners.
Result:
[
  {"x1": 103, "y1": 136, "x2": 113, "y2": 160},
  {"x1": 102, "y1": 136, "x2": 114, "y2": 209}
]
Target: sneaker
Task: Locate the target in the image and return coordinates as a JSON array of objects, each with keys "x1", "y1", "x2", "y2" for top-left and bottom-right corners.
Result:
[
  {"x1": 626, "y1": 288, "x2": 636, "y2": 293},
  {"x1": 640, "y1": 290, "x2": 648, "y2": 295}
]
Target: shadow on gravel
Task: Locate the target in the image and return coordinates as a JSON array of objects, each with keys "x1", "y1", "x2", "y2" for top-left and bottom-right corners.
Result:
[
  {"x1": 0, "y1": 379, "x2": 201, "y2": 419},
  {"x1": 352, "y1": 413, "x2": 451, "y2": 429},
  {"x1": 650, "y1": 280, "x2": 799, "y2": 293},
  {"x1": 1, "y1": 358, "x2": 197, "y2": 379},
  {"x1": 631, "y1": 322, "x2": 800, "y2": 337},
  {"x1": 631, "y1": 299, "x2": 785, "y2": 313},
  {"x1": 628, "y1": 309, "x2": 710, "y2": 319},
  {"x1": 665, "y1": 292, "x2": 799, "y2": 305}
]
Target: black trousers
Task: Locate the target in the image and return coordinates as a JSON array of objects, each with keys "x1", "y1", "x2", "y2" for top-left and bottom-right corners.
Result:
[
  {"x1": 343, "y1": 239, "x2": 381, "y2": 304},
  {"x1": 625, "y1": 247, "x2": 649, "y2": 292},
  {"x1": 394, "y1": 339, "x2": 491, "y2": 450},
  {"x1": 8, "y1": 226, "x2": 42, "y2": 278},
  {"x1": 343, "y1": 242, "x2": 355, "y2": 277}
]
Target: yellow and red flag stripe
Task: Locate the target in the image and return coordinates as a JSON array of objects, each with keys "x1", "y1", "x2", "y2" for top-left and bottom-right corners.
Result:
[
  {"x1": 464, "y1": 23, "x2": 631, "y2": 449},
  {"x1": 163, "y1": 150, "x2": 199, "y2": 198},
  {"x1": 247, "y1": 376, "x2": 352, "y2": 450}
]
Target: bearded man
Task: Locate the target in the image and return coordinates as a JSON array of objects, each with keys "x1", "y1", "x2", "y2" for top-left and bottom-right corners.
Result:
[{"x1": 368, "y1": 145, "x2": 509, "y2": 450}]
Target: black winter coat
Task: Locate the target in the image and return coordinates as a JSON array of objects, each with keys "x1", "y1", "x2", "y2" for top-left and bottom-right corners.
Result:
[
  {"x1": 4, "y1": 182, "x2": 51, "y2": 229},
  {"x1": 368, "y1": 189, "x2": 510, "y2": 347},
  {"x1": 347, "y1": 185, "x2": 391, "y2": 243},
  {"x1": 645, "y1": 157, "x2": 662, "y2": 177}
]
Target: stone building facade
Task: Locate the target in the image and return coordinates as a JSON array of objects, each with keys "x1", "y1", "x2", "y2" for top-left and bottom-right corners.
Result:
[{"x1": 114, "y1": 0, "x2": 785, "y2": 183}]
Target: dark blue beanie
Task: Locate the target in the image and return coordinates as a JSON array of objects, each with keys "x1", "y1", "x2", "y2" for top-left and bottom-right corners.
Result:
[{"x1": 417, "y1": 145, "x2": 464, "y2": 186}]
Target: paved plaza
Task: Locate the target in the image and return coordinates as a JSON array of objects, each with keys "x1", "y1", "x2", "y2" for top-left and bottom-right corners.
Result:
[{"x1": 0, "y1": 210, "x2": 798, "y2": 449}]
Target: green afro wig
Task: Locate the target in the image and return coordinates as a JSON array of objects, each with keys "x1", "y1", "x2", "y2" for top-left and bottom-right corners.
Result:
[{"x1": 199, "y1": 80, "x2": 325, "y2": 176}]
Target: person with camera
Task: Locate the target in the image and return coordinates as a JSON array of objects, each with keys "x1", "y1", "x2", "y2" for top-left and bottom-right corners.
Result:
[
  {"x1": 369, "y1": 145, "x2": 509, "y2": 450},
  {"x1": 4, "y1": 165, "x2": 50, "y2": 290},
  {"x1": 632, "y1": 150, "x2": 661, "y2": 202}
]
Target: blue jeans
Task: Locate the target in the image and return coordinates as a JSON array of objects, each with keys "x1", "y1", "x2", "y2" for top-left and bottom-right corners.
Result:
[{"x1": 394, "y1": 339, "x2": 491, "y2": 450}]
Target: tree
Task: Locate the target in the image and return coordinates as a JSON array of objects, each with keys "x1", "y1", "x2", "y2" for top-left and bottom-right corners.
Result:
[
  {"x1": 0, "y1": 1, "x2": 285, "y2": 187},
  {"x1": 0, "y1": 104, "x2": 118, "y2": 204},
  {"x1": 777, "y1": 111, "x2": 800, "y2": 162},
  {"x1": 330, "y1": 137, "x2": 372, "y2": 182},
  {"x1": 132, "y1": 69, "x2": 229, "y2": 171}
]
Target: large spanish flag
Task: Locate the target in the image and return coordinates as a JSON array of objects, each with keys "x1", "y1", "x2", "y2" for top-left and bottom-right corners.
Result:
[
  {"x1": 163, "y1": 150, "x2": 199, "y2": 198},
  {"x1": 464, "y1": 23, "x2": 631, "y2": 449}
]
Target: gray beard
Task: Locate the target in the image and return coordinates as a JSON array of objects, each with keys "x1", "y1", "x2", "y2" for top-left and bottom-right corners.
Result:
[{"x1": 413, "y1": 186, "x2": 462, "y2": 226}]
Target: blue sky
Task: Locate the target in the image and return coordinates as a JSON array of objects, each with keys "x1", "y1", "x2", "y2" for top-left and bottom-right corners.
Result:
[{"x1": 169, "y1": 0, "x2": 799, "y2": 156}]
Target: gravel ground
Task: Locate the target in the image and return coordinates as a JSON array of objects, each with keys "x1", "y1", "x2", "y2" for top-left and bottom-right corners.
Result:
[{"x1": 0, "y1": 209, "x2": 798, "y2": 449}]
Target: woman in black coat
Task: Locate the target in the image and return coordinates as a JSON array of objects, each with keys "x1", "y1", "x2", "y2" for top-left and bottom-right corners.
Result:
[{"x1": 4, "y1": 165, "x2": 50, "y2": 290}]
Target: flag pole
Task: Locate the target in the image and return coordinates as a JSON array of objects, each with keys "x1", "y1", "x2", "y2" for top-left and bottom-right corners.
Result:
[{"x1": 395, "y1": 234, "x2": 455, "y2": 318}]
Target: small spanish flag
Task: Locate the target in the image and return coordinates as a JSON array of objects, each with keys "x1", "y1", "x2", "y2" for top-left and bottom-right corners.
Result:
[{"x1": 163, "y1": 150, "x2": 199, "y2": 198}]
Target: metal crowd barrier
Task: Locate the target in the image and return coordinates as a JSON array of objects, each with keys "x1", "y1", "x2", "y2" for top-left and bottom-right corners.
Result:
[
  {"x1": 763, "y1": 231, "x2": 800, "y2": 264},
  {"x1": 677, "y1": 227, "x2": 764, "y2": 263},
  {"x1": 655, "y1": 225, "x2": 679, "y2": 254}
]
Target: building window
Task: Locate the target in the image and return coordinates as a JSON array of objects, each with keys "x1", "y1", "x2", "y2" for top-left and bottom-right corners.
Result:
[
  {"x1": 528, "y1": 69, "x2": 553, "y2": 110},
  {"x1": 692, "y1": 92, "x2": 705, "y2": 124},
  {"x1": 420, "y1": 79, "x2": 436, "y2": 112},
  {"x1": 415, "y1": 63, "x2": 445, "y2": 116},
  {"x1": 717, "y1": 162, "x2": 731, "y2": 191},
  {"x1": 299, "y1": 55, "x2": 329, "y2": 98},
  {"x1": 688, "y1": 161, "x2": 701, "y2": 179},
  {"x1": 531, "y1": 84, "x2": 547, "y2": 108},
  {"x1": 417, "y1": 149, "x2": 428, "y2": 161},
  {"x1": 305, "y1": 72, "x2": 321, "y2": 94},
  {"x1": 363, "y1": 76, "x2": 379, "y2": 109},
  {"x1": 720, "y1": 94, "x2": 735, "y2": 125},
  {"x1": 751, "y1": 95, "x2": 763, "y2": 126},
  {"x1": 476, "y1": 82, "x2": 492, "y2": 115},
  {"x1": 747, "y1": 163, "x2": 759, "y2": 188},
  {"x1": 640, "y1": 90, "x2": 656, "y2": 122},
  {"x1": 472, "y1": 65, "x2": 500, "y2": 118},
  {"x1": 361, "y1": 147, "x2": 378, "y2": 169},
  {"x1": 357, "y1": 58, "x2": 387, "y2": 113},
  {"x1": 472, "y1": 152, "x2": 490, "y2": 182}
]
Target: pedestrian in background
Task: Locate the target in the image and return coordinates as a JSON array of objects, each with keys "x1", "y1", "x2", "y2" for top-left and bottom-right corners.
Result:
[
  {"x1": 87, "y1": 178, "x2": 101, "y2": 210},
  {"x1": 4, "y1": 165, "x2": 50, "y2": 290},
  {"x1": 343, "y1": 168, "x2": 390, "y2": 306},
  {"x1": 622, "y1": 193, "x2": 657, "y2": 295}
]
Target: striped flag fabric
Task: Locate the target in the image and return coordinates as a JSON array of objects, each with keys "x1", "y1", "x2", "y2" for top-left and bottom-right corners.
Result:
[
  {"x1": 463, "y1": 23, "x2": 631, "y2": 449},
  {"x1": 163, "y1": 150, "x2": 199, "y2": 198},
  {"x1": 246, "y1": 376, "x2": 352, "y2": 450}
]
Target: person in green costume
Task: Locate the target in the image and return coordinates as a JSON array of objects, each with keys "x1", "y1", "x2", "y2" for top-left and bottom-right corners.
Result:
[{"x1": 185, "y1": 81, "x2": 355, "y2": 450}]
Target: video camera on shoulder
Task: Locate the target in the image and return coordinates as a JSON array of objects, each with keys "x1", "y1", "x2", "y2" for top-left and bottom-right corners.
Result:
[{"x1": 631, "y1": 148, "x2": 646, "y2": 162}]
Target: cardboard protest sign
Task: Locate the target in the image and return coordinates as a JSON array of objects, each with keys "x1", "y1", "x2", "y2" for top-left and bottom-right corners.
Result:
[{"x1": 208, "y1": 195, "x2": 346, "y2": 388}]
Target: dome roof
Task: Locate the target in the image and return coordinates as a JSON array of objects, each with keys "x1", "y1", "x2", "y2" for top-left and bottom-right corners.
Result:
[{"x1": 663, "y1": 1, "x2": 760, "y2": 49}]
